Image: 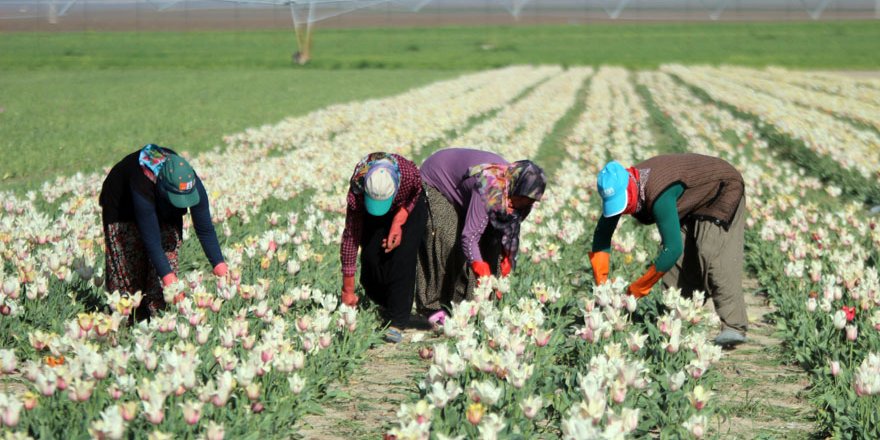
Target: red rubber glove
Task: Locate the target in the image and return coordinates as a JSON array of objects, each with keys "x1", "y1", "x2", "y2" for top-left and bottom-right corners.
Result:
[
  {"x1": 588, "y1": 251, "x2": 610, "y2": 286},
  {"x1": 383, "y1": 208, "x2": 409, "y2": 253},
  {"x1": 500, "y1": 255, "x2": 512, "y2": 277},
  {"x1": 472, "y1": 261, "x2": 499, "y2": 300},
  {"x1": 162, "y1": 273, "x2": 178, "y2": 287},
  {"x1": 341, "y1": 275, "x2": 358, "y2": 306},
  {"x1": 627, "y1": 265, "x2": 665, "y2": 298},
  {"x1": 471, "y1": 261, "x2": 491, "y2": 279},
  {"x1": 213, "y1": 262, "x2": 228, "y2": 277}
]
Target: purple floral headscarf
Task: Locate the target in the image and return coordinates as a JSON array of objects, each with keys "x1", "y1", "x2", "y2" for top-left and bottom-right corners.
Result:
[{"x1": 468, "y1": 160, "x2": 546, "y2": 268}]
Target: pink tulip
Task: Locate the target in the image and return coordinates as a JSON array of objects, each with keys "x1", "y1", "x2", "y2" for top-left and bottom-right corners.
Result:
[
  {"x1": 846, "y1": 325, "x2": 858, "y2": 342},
  {"x1": 261, "y1": 349, "x2": 274, "y2": 363},
  {"x1": 180, "y1": 401, "x2": 202, "y2": 425},
  {"x1": 56, "y1": 376, "x2": 68, "y2": 391},
  {"x1": 296, "y1": 317, "x2": 311, "y2": 332},
  {"x1": 533, "y1": 330, "x2": 551, "y2": 347},
  {"x1": 119, "y1": 402, "x2": 137, "y2": 422}
]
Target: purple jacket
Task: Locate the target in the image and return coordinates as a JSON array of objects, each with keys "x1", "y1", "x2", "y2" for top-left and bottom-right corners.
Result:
[{"x1": 420, "y1": 148, "x2": 507, "y2": 263}]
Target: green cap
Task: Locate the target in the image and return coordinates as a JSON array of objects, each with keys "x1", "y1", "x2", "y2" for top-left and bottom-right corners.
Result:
[{"x1": 159, "y1": 154, "x2": 200, "y2": 208}]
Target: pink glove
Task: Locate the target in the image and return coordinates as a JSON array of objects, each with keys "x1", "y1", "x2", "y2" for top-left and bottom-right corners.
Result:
[
  {"x1": 383, "y1": 208, "x2": 409, "y2": 253},
  {"x1": 162, "y1": 273, "x2": 178, "y2": 287},
  {"x1": 213, "y1": 262, "x2": 228, "y2": 277}
]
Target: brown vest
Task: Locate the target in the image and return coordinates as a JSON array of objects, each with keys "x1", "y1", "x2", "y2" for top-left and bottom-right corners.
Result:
[{"x1": 632, "y1": 154, "x2": 744, "y2": 229}]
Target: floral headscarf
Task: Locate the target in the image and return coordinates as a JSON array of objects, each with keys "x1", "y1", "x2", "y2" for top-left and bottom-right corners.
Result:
[
  {"x1": 350, "y1": 152, "x2": 400, "y2": 195},
  {"x1": 468, "y1": 160, "x2": 546, "y2": 269},
  {"x1": 138, "y1": 144, "x2": 168, "y2": 177}
]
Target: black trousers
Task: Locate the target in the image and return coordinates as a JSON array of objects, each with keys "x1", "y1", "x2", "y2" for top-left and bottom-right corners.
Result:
[{"x1": 359, "y1": 191, "x2": 428, "y2": 328}]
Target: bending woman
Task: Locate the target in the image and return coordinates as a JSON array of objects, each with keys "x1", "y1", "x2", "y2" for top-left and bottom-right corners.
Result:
[
  {"x1": 100, "y1": 144, "x2": 226, "y2": 320},
  {"x1": 416, "y1": 148, "x2": 546, "y2": 323},
  {"x1": 339, "y1": 152, "x2": 427, "y2": 343}
]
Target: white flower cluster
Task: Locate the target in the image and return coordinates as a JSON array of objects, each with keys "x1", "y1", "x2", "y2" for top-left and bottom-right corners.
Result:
[
  {"x1": 854, "y1": 353, "x2": 880, "y2": 397},
  {"x1": 452, "y1": 67, "x2": 593, "y2": 159},
  {"x1": 665, "y1": 64, "x2": 880, "y2": 179},
  {"x1": 709, "y1": 65, "x2": 880, "y2": 131},
  {"x1": 568, "y1": 66, "x2": 656, "y2": 165}
]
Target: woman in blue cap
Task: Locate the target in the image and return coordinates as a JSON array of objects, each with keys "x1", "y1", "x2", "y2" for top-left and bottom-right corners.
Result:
[
  {"x1": 589, "y1": 153, "x2": 748, "y2": 347},
  {"x1": 339, "y1": 152, "x2": 427, "y2": 343},
  {"x1": 99, "y1": 144, "x2": 227, "y2": 320}
]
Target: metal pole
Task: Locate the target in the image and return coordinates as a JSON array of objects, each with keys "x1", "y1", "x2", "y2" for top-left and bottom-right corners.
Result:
[{"x1": 49, "y1": 0, "x2": 58, "y2": 24}]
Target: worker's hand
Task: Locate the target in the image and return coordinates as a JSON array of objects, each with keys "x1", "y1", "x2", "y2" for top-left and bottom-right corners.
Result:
[
  {"x1": 213, "y1": 262, "x2": 228, "y2": 277},
  {"x1": 162, "y1": 273, "x2": 179, "y2": 287},
  {"x1": 500, "y1": 255, "x2": 512, "y2": 277},
  {"x1": 588, "y1": 251, "x2": 610, "y2": 286},
  {"x1": 341, "y1": 275, "x2": 358, "y2": 307},
  {"x1": 383, "y1": 208, "x2": 409, "y2": 253},
  {"x1": 626, "y1": 265, "x2": 665, "y2": 299},
  {"x1": 471, "y1": 260, "x2": 492, "y2": 279}
]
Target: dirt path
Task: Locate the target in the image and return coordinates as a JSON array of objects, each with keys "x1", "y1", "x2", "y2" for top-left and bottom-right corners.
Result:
[
  {"x1": 295, "y1": 278, "x2": 818, "y2": 439},
  {"x1": 296, "y1": 324, "x2": 437, "y2": 440},
  {"x1": 710, "y1": 280, "x2": 815, "y2": 439}
]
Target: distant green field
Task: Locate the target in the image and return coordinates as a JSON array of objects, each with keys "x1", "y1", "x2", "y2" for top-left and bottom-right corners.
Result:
[
  {"x1": 2, "y1": 21, "x2": 878, "y2": 70},
  {"x1": 0, "y1": 69, "x2": 456, "y2": 189},
  {"x1": 1, "y1": 21, "x2": 877, "y2": 189}
]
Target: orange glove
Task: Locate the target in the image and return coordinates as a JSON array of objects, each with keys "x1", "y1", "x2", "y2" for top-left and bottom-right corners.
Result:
[
  {"x1": 588, "y1": 251, "x2": 610, "y2": 285},
  {"x1": 500, "y1": 255, "x2": 512, "y2": 277},
  {"x1": 627, "y1": 265, "x2": 665, "y2": 298},
  {"x1": 341, "y1": 275, "x2": 358, "y2": 306},
  {"x1": 162, "y1": 273, "x2": 178, "y2": 287},
  {"x1": 213, "y1": 262, "x2": 228, "y2": 277},
  {"x1": 383, "y1": 208, "x2": 409, "y2": 253}
]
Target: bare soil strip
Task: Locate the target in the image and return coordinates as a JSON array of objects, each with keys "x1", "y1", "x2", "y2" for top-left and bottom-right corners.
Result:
[
  {"x1": 296, "y1": 327, "x2": 437, "y2": 440},
  {"x1": 710, "y1": 279, "x2": 815, "y2": 439}
]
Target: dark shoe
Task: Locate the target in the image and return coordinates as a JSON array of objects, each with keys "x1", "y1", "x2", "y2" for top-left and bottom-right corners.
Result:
[{"x1": 714, "y1": 328, "x2": 747, "y2": 347}]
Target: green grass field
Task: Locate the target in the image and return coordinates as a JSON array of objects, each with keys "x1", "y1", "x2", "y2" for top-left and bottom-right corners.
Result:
[
  {"x1": 1, "y1": 21, "x2": 878, "y2": 189},
  {"x1": 0, "y1": 69, "x2": 455, "y2": 188}
]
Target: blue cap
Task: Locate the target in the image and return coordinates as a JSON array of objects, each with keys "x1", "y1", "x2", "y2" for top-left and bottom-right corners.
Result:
[
  {"x1": 597, "y1": 161, "x2": 630, "y2": 217},
  {"x1": 365, "y1": 196, "x2": 394, "y2": 216}
]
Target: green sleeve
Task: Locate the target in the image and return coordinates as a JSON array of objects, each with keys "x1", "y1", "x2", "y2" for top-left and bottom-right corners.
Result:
[
  {"x1": 653, "y1": 184, "x2": 685, "y2": 272},
  {"x1": 591, "y1": 214, "x2": 620, "y2": 253}
]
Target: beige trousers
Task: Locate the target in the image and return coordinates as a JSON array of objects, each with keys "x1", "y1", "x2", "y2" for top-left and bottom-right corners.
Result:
[{"x1": 662, "y1": 197, "x2": 748, "y2": 334}]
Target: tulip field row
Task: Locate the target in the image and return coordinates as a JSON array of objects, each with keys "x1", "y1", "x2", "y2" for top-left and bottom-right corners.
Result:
[{"x1": 0, "y1": 65, "x2": 878, "y2": 439}]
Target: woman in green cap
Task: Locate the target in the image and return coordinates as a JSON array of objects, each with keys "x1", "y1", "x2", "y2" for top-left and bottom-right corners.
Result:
[{"x1": 99, "y1": 144, "x2": 227, "y2": 320}]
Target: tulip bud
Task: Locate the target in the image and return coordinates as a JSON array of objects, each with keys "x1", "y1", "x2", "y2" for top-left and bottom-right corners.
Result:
[
  {"x1": 246, "y1": 383, "x2": 260, "y2": 401},
  {"x1": 466, "y1": 402, "x2": 485, "y2": 425},
  {"x1": 846, "y1": 325, "x2": 858, "y2": 342}
]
